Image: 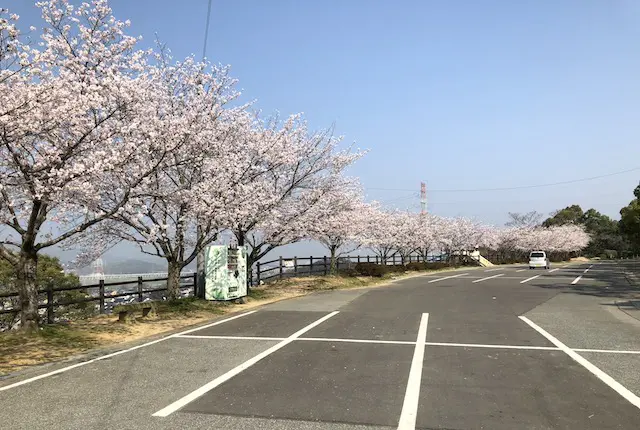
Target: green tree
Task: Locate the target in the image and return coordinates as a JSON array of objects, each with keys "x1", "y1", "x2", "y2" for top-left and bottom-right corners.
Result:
[
  {"x1": 542, "y1": 205, "x2": 585, "y2": 227},
  {"x1": 0, "y1": 254, "x2": 90, "y2": 329},
  {"x1": 620, "y1": 182, "x2": 640, "y2": 253},
  {"x1": 542, "y1": 205, "x2": 630, "y2": 257}
]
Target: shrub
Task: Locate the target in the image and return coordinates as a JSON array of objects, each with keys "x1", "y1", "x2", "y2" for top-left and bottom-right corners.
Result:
[
  {"x1": 385, "y1": 265, "x2": 406, "y2": 273},
  {"x1": 354, "y1": 263, "x2": 388, "y2": 277},
  {"x1": 338, "y1": 268, "x2": 359, "y2": 277},
  {"x1": 405, "y1": 262, "x2": 425, "y2": 271},
  {"x1": 424, "y1": 262, "x2": 450, "y2": 270}
]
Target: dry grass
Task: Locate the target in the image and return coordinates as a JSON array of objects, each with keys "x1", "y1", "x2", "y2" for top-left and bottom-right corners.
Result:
[
  {"x1": 570, "y1": 256, "x2": 591, "y2": 262},
  {"x1": 0, "y1": 268, "x2": 449, "y2": 376}
]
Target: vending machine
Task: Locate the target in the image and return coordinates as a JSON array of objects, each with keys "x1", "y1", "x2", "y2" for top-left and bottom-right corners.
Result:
[{"x1": 204, "y1": 245, "x2": 248, "y2": 301}]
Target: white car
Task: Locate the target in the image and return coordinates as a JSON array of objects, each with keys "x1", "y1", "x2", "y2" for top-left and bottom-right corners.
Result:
[{"x1": 529, "y1": 251, "x2": 550, "y2": 269}]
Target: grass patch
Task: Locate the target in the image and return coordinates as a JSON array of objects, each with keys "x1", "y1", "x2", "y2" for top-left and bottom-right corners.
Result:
[
  {"x1": 0, "y1": 325, "x2": 99, "y2": 375},
  {"x1": 113, "y1": 297, "x2": 227, "y2": 320},
  {"x1": 248, "y1": 288, "x2": 273, "y2": 300}
]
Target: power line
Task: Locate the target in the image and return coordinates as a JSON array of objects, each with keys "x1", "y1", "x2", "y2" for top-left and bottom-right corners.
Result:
[
  {"x1": 365, "y1": 167, "x2": 640, "y2": 193},
  {"x1": 202, "y1": 0, "x2": 213, "y2": 60}
]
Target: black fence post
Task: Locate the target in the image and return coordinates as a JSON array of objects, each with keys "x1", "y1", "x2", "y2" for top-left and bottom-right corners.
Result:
[
  {"x1": 357, "y1": 255, "x2": 361, "y2": 264},
  {"x1": 137, "y1": 276, "x2": 143, "y2": 302},
  {"x1": 324, "y1": 256, "x2": 328, "y2": 275},
  {"x1": 193, "y1": 272, "x2": 198, "y2": 297},
  {"x1": 47, "y1": 282, "x2": 54, "y2": 324},
  {"x1": 99, "y1": 279, "x2": 105, "y2": 314},
  {"x1": 256, "y1": 261, "x2": 261, "y2": 285},
  {"x1": 279, "y1": 256, "x2": 283, "y2": 279},
  {"x1": 294, "y1": 256, "x2": 298, "y2": 275},
  {"x1": 367, "y1": 255, "x2": 370, "y2": 263},
  {"x1": 376, "y1": 256, "x2": 379, "y2": 264},
  {"x1": 310, "y1": 256, "x2": 313, "y2": 275}
]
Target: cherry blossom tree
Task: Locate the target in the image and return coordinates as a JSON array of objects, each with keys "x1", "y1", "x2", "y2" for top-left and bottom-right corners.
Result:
[
  {"x1": 307, "y1": 184, "x2": 368, "y2": 274},
  {"x1": 359, "y1": 207, "x2": 399, "y2": 264},
  {"x1": 229, "y1": 117, "x2": 365, "y2": 269},
  {"x1": 0, "y1": 0, "x2": 175, "y2": 329},
  {"x1": 74, "y1": 49, "x2": 254, "y2": 299}
]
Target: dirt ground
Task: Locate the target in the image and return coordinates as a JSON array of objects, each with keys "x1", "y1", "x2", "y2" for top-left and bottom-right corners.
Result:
[{"x1": 0, "y1": 272, "x2": 428, "y2": 376}]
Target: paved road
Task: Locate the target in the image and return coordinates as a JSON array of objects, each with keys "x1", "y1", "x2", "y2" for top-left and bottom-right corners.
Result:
[{"x1": 2, "y1": 261, "x2": 640, "y2": 429}]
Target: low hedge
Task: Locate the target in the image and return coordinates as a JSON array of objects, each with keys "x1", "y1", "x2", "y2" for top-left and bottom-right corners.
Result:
[{"x1": 354, "y1": 262, "x2": 388, "y2": 277}]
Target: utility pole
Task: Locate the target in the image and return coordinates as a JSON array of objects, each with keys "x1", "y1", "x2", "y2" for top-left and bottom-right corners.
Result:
[
  {"x1": 195, "y1": 0, "x2": 213, "y2": 299},
  {"x1": 420, "y1": 182, "x2": 427, "y2": 214}
]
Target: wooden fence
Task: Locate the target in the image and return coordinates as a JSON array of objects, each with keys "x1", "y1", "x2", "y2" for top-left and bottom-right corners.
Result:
[
  {"x1": 0, "y1": 274, "x2": 197, "y2": 324},
  {"x1": 252, "y1": 254, "x2": 443, "y2": 285}
]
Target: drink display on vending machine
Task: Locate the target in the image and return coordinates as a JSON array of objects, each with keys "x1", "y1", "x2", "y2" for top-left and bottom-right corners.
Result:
[{"x1": 204, "y1": 245, "x2": 248, "y2": 301}]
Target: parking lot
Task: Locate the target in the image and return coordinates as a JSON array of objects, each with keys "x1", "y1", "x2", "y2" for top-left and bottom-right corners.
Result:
[{"x1": 1, "y1": 261, "x2": 640, "y2": 429}]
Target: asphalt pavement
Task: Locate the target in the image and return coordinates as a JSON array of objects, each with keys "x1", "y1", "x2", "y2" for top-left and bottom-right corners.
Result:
[{"x1": 1, "y1": 261, "x2": 640, "y2": 429}]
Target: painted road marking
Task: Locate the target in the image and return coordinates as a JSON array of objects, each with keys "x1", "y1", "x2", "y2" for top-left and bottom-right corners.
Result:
[
  {"x1": 424, "y1": 341, "x2": 557, "y2": 351},
  {"x1": 0, "y1": 310, "x2": 258, "y2": 392},
  {"x1": 520, "y1": 316, "x2": 640, "y2": 411},
  {"x1": 175, "y1": 335, "x2": 285, "y2": 341},
  {"x1": 398, "y1": 313, "x2": 429, "y2": 430},
  {"x1": 153, "y1": 311, "x2": 340, "y2": 417},
  {"x1": 484, "y1": 268, "x2": 502, "y2": 272},
  {"x1": 571, "y1": 276, "x2": 582, "y2": 285},
  {"x1": 472, "y1": 273, "x2": 504, "y2": 283},
  {"x1": 549, "y1": 268, "x2": 560, "y2": 273},
  {"x1": 520, "y1": 275, "x2": 540, "y2": 284},
  {"x1": 427, "y1": 273, "x2": 468, "y2": 283},
  {"x1": 176, "y1": 335, "x2": 640, "y2": 354},
  {"x1": 516, "y1": 269, "x2": 527, "y2": 272},
  {"x1": 574, "y1": 348, "x2": 640, "y2": 355},
  {"x1": 299, "y1": 337, "x2": 416, "y2": 346},
  {"x1": 584, "y1": 265, "x2": 593, "y2": 273}
]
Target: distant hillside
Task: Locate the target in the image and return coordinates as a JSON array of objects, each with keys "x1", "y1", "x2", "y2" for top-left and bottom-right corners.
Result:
[{"x1": 77, "y1": 259, "x2": 168, "y2": 275}]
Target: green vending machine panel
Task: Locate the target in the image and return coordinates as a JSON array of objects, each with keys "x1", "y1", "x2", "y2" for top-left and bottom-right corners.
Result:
[{"x1": 204, "y1": 245, "x2": 248, "y2": 301}]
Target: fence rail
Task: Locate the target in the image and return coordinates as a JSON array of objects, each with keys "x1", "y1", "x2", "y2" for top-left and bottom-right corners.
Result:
[
  {"x1": 252, "y1": 254, "x2": 444, "y2": 285},
  {"x1": 2, "y1": 254, "x2": 446, "y2": 325},
  {"x1": 0, "y1": 274, "x2": 197, "y2": 324}
]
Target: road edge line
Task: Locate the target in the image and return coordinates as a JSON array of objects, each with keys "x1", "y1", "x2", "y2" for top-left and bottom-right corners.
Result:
[{"x1": 0, "y1": 310, "x2": 257, "y2": 392}]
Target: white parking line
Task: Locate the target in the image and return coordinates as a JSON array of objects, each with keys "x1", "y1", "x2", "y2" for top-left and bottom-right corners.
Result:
[
  {"x1": 427, "y1": 273, "x2": 468, "y2": 283},
  {"x1": 571, "y1": 276, "x2": 582, "y2": 285},
  {"x1": 520, "y1": 316, "x2": 640, "y2": 410},
  {"x1": 176, "y1": 335, "x2": 284, "y2": 341},
  {"x1": 520, "y1": 275, "x2": 540, "y2": 284},
  {"x1": 299, "y1": 337, "x2": 416, "y2": 346},
  {"x1": 584, "y1": 265, "x2": 593, "y2": 273},
  {"x1": 424, "y1": 341, "x2": 557, "y2": 351},
  {"x1": 548, "y1": 268, "x2": 560, "y2": 273},
  {"x1": 398, "y1": 313, "x2": 429, "y2": 430},
  {"x1": 516, "y1": 269, "x2": 527, "y2": 272},
  {"x1": 152, "y1": 311, "x2": 340, "y2": 417},
  {"x1": 0, "y1": 310, "x2": 258, "y2": 392},
  {"x1": 472, "y1": 273, "x2": 504, "y2": 283},
  {"x1": 484, "y1": 268, "x2": 502, "y2": 272},
  {"x1": 574, "y1": 348, "x2": 640, "y2": 355},
  {"x1": 176, "y1": 335, "x2": 640, "y2": 354},
  {"x1": 174, "y1": 335, "x2": 640, "y2": 354}
]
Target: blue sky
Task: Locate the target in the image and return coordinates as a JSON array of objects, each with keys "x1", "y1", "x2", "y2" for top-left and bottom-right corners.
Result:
[{"x1": 8, "y1": 0, "x2": 640, "y2": 262}]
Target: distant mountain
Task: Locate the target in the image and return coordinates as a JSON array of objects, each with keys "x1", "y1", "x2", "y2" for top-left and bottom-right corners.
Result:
[{"x1": 77, "y1": 259, "x2": 168, "y2": 275}]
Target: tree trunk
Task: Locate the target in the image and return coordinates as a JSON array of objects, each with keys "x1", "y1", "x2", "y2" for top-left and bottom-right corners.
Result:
[
  {"x1": 17, "y1": 249, "x2": 39, "y2": 332},
  {"x1": 166, "y1": 262, "x2": 182, "y2": 301},
  {"x1": 329, "y1": 246, "x2": 338, "y2": 275}
]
